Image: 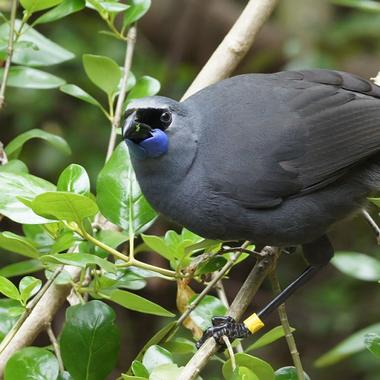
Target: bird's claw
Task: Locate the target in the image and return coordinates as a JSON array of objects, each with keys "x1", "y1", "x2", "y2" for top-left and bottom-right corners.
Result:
[{"x1": 196, "y1": 316, "x2": 251, "y2": 349}]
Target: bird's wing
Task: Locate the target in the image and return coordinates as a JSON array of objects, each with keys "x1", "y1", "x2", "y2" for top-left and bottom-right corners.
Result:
[{"x1": 202, "y1": 70, "x2": 380, "y2": 209}]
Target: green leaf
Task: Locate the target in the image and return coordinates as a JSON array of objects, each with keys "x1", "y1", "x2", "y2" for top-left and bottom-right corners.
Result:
[
  {"x1": 0, "y1": 159, "x2": 28, "y2": 174},
  {"x1": 0, "y1": 276, "x2": 20, "y2": 300},
  {"x1": 274, "y1": 367, "x2": 311, "y2": 380},
  {"x1": 60, "y1": 300, "x2": 120, "y2": 380},
  {"x1": 0, "y1": 260, "x2": 43, "y2": 278},
  {"x1": 0, "y1": 299, "x2": 21, "y2": 342},
  {"x1": 4, "y1": 347, "x2": 59, "y2": 380},
  {"x1": 332, "y1": 0, "x2": 380, "y2": 12},
  {"x1": 93, "y1": 230, "x2": 129, "y2": 258},
  {"x1": 19, "y1": 276, "x2": 42, "y2": 304},
  {"x1": 101, "y1": 288, "x2": 174, "y2": 317},
  {"x1": 232, "y1": 366, "x2": 259, "y2": 380},
  {"x1": 57, "y1": 164, "x2": 90, "y2": 194},
  {"x1": 82, "y1": 54, "x2": 121, "y2": 96},
  {"x1": 150, "y1": 363, "x2": 184, "y2": 380},
  {"x1": 315, "y1": 322, "x2": 380, "y2": 367},
  {"x1": 142, "y1": 345, "x2": 173, "y2": 374},
  {"x1": 223, "y1": 353, "x2": 275, "y2": 380},
  {"x1": 97, "y1": 1, "x2": 129, "y2": 12},
  {"x1": 0, "y1": 171, "x2": 55, "y2": 224},
  {"x1": 20, "y1": 0, "x2": 63, "y2": 12},
  {"x1": 0, "y1": 66, "x2": 65, "y2": 89},
  {"x1": 0, "y1": 20, "x2": 74, "y2": 66},
  {"x1": 97, "y1": 268, "x2": 146, "y2": 291},
  {"x1": 131, "y1": 360, "x2": 149, "y2": 378},
  {"x1": 50, "y1": 231, "x2": 75, "y2": 254},
  {"x1": 0, "y1": 231, "x2": 40, "y2": 258},
  {"x1": 30, "y1": 191, "x2": 98, "y2": 224},
  {"x1": 60, "y1": 84, "x2": 104, "y2": 109},
  {"x1": 331, "y1": 252, "x2": 380, "y2": 281},
  {"x1": 5, "y1": 128, "x2": 71, "y2": 160},
  {"x1": 364, "y1": 333, "x2": 380, "y2": 358},
  {"x1": 123, "y1": 0, "x2": 151, "y2": 27},
  {"x1": 141, "y1": 234, "x2": 174, "y2": 261},
  {"x1": 162, "y1": 337, "x2": 196, "y2": 355},
  {"x1": 190, "y1": 295, "x2": 227, "y2": 330},
  {"x1": 127, "y1": 75, "x2": 160, "y2": 102},
  {"x1": 196, "y1": 256, "x2": 227, "y2": 275},
  {"x1": 131, "y1": 322, "x2": 178, "y2": 366},
  {"x1": 34, "y1": 0, "x2": 85, "y2": 24},
  {"x1": 246, "y1": 326, "x2": 295, "y2": 352},
  {"x1": 97, "y1": 143, "x2": 157, "y2": 234},
  {"x1": 41, "y1": 253, "x2": 117, "y2": 273}
]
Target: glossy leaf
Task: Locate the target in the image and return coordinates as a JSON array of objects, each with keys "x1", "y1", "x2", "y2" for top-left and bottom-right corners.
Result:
[
  {"x1": 0, "y1": 20, "x2": 74, "y2": 66},
  {"x1": 274, "y1": 367, "x2": 311, "y2": 380},
  {"x1": 331, "y1": 252, "x2": 380, "y2": 281},
  {"x1": 0, "y1": 260, "x2": 43, "y2": 278},
  {"x1": 83, "y1": 54, "x2": 121, "y2": 96},
  {"x1": 232, "y1": 366, "x2": 259, "y2": 380},
  {"x1": 332, "y1": 0, "x2": 380, "y2": 12},
  {"x1": 0, "y1": 66, "x2": 65, "y2": 89},
  {"x1": 131, "y1": 360, "x2": 149, "y2": 377},
  {"x1": 20, "y1": 0, "x2": 63, "y2": 12},
  {"x1": 0, "y1": 299, "x2": 21, "y2": 342},
  {"x1": 142, "y1": 345, "x2": 173, "y2": 374},
  {"x1": 19, "y1": 276, "x2": 42, "y2": 304},
  {"x1": 247, "y1": 326, "x2": 295, "y2": 352},
  {"x1": 162, "y1": 337, "x2": 196, "y2": 355},
  {"x1": 0, "y1": 159, "x2": 28, "y2": 173},
  {"x1": 4, "y1": 347, "x2": 59, "y2": 380},
  {"x1": 34, "y1": 0, "x2": 85, "y2": 24},
  {"x1": 5, "y1": 128, "x2": 71, "y2": 160},
  {"x1": 126, "y1": 75, "x2": 160, "y2": 102},
  {"x1": 123, "y1": 0, "x2": 151, "y2": 27},
  {"x1": 94, "y1": 230, "x2": 129, "y2": 258},
  {"x1": 98, "y1": 1, "x2": 129, "y2": 12},
  {"x1": 97, "y1": 143, "x2": 157, "y2": 234},
  {"x1": 30, "y1": 191, "x2": 98, "y2": 224},
  {"x1": 223, "y1": 353, "x2": 275, "y2": 380},
  {"x1": 101, "y1": 288, "x2": 174, "y2": 317},
  {"x1": 0, "y1": 276, "x2": 20, "y2": 300},
  {"x1": 41, "y1": 253, "x2": 117, "y2": 273},
  {"x1": 190, "y1": 295, "x2": 227, "y2": 330},
  {"x1": 0, "y1": 231, "x2": 40, "y2": 258},
  {"x1": 60, "y1": 300, "x2": 120, "y2": 380},
  {"x1": 97, "y1": 268, "x2": 146, "y2": 291},
  {"x1": 57, "y1": 164, "x2": 90, "y2": 194},
  {"x1": 364, "y1": 333, "x2": 380, "y2": 358},
  {"x1": 0, "y1": 172, "x2": 55, "y2": 224},
  {"x1": 150, "y1": 363, "x2": 184, "y2": 380},
  {"x1": 60, "y1": 84, "x2": 104, "y2": 108},
  {"x1": 315, "y1": 322, "x2": 380, "y2": 367}
]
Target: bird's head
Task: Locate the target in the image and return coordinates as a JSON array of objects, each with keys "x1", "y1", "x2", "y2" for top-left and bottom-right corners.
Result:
[{"x1": 123, "y1": 96, "x2": 193, "y2": 160}]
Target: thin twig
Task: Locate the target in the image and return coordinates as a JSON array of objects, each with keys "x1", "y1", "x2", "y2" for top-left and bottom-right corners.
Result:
[
  {"x1": 177, "y1": 243, "x2": 250, "y2": 327},
  {"x1": 180, "y1": 246, "x2": 276, "y2": 380},
  {"x1": 362, "y1": 209, "x2": 380, "y2": 244},
  {"x1": 105, "y1": 25, "x2": 137, "y2": 162},
  {"x1": 270, "y1": 266, "x2": 305, "y2": 380},
  {"x1": 0, "y1": 0, "x2": 18, "y2": 109},
  {"x1": 47, "y1": 324, "x2": 64, "y2": 374},
  {"x1": 222, "y1": 336, "x2": 236, "y2": 371},
  {"x1": 181, "y1": 0, "x2": 279, "y2": 100}
]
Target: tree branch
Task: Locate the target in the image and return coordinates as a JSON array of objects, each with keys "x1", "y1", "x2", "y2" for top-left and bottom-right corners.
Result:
[
  {"x1": 180, "y1": 247, "x2": 276, "y2": 380},
  {"x1": 181, "y1": 0, "x2": 279, "y2": 100},
  {"x1": 0, "y1": 0, "x2": 18, "y2": 110}
]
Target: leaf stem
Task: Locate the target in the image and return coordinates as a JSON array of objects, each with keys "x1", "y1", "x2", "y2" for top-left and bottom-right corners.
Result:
[
  {"x1": 269, "y1": 264, "x2": 305, "y2": 380},
  {"x1": 0, "y1": 0, "x2": 18, "y2": 110},
  {"x1": 46, "y1": 324, "x2": 64, "y2": 374},
  {"x1": 105, "y1": 25, "x2": 137, "y2": 162}
]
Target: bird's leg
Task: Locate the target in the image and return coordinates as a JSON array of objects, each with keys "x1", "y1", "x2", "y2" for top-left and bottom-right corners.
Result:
[{"x1": 196, "y1": 235, "x2": 333, "y2": 349}]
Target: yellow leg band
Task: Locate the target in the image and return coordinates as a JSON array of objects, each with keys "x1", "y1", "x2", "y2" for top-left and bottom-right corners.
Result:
[{"x1": 243, "y1": 313, "x2": 265, "y2": 334}]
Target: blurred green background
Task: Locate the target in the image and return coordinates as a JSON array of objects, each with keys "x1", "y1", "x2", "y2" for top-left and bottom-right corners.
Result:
[{"x1": 1, "y1": 0, "x2": 380, "y2": 379}]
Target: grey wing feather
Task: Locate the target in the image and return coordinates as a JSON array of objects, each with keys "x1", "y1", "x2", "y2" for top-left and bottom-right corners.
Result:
[{"x1": 200, "y1": 70, "x2": 380, "y2": 209}]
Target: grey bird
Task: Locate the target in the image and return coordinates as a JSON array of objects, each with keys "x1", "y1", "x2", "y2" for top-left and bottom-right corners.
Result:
[{"x1": 123, "y1": 69, "x2": 380, "y2": 346}]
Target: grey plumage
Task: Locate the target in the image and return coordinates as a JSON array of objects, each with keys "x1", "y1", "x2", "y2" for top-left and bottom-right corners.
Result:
[{"x1": 123, "y1": 69, "x2": 380, "y2": 246}]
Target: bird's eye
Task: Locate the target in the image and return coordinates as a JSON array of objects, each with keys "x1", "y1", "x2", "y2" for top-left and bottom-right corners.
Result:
[{"x1": 160, "y1": 111, "x2": 172, "y2": 125}]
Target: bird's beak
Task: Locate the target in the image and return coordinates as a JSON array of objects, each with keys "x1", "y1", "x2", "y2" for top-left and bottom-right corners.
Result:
[{"x1": 123, "y1": 110, "x2": 153, "y2": 143}]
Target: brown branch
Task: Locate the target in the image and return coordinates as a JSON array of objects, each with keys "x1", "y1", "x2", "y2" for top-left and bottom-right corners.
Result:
[
  {"x1": 181, "y1": 0, "x2": 279, "y2": 100},
  {"x1": 180, "y1": 247, "x2": 276, "y2": 380}
]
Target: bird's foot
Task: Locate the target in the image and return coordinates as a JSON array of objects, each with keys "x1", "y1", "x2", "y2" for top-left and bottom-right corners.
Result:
[{"x1": 196, "y1": 316, "x2": 250, "y2": 349}]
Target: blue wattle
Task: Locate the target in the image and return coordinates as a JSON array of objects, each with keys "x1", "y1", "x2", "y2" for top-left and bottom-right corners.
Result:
[{"x1": 126, "y1": 129, "x2": 169, "y2": 159}]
